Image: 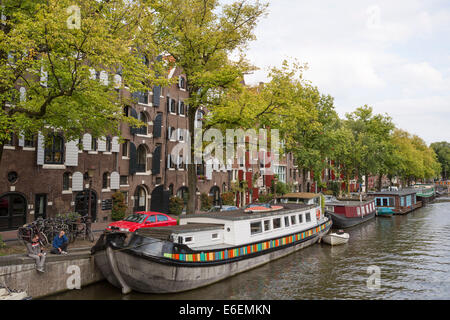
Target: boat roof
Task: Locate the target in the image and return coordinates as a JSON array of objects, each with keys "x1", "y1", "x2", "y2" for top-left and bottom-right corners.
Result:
[
  {"x1": 181, "y1": 203, "x2": 314, "y2": 222},
  {"x1": 136, "y1": 223, "x2": 225, "y2": 239},
  {"x1": 326, "y1": 200, "x2": 374, "y2": 206},
  {"x1": 369, "y1": 190, "x2": 417, "y2": 196},
  {"x1": 279, "y1": 192, "x2": 320, "y2": 199}
]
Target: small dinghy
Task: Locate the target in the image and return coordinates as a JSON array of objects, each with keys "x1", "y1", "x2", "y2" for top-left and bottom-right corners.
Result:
[
  {"x1": 322, "y1": 230, "x2": 349, "y2": 246},
  {"x1": 0, "y1": 287, "x2": 31, "y2": 300}
]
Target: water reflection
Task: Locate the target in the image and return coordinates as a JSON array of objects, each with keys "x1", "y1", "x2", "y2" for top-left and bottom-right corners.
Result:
[{"x1": 46, "y1": 199, "x2": 450, "y2": 300}]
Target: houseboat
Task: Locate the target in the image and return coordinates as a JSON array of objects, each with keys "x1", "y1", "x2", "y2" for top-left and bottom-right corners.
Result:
[
  {"x1": 324, "y1": 199, "x2": 376, "y2": 229},
  {"x1": 411, "y1": 184, "x2": 436, "y2": 205},
  {"x1": 369, "y1": 190, "x2": 422, "y2": 216},
  {"x1": 91, "y1": 193, "x2": 332, "y2": 294}
]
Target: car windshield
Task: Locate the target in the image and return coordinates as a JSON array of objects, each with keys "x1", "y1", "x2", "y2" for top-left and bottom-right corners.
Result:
[{"x1": 124, "y1": 214, "x2": 146, "y2": 223}]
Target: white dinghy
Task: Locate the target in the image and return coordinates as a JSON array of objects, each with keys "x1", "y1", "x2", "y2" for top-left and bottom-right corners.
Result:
[{"x1": 322, "y1": 230, "x2": 349, "y2": 246}]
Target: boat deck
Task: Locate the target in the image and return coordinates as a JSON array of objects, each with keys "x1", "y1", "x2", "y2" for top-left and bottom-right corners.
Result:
[{"x1": 136, "y1": 223, "x2": 225, "y2": 240}]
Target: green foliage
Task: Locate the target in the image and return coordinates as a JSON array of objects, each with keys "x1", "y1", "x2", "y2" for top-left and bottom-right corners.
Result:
[
  {"x1": 221, "y1": 192, "x2": 235, "y2": 206},
  {"x1": 430, "y1": 142, "x2": 450, "y2": 180},
  {"x1": 200, "y1": 193, "x2": 213, "y2": 211},
  {"x1": 271, "y1": 181, "x2": 290, "y2": 195},
  {"x1": 57, "y1": 212, "x2": 81, "y2": 221},
  {"x1": 111, "y1": 192, "x2": 127, "y2": 221},
  {"x1": 169, "y1": 197, "x2": 184, "y2": 216},
  {"x1": 0, "y1": 234, "x2": 5, "y2": 249},
  {"x1": 257, "y1": 193, "x2": 274, "y2": 203}
]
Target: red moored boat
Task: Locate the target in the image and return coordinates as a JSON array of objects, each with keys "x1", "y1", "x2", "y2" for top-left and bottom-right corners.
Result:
[{"x1": 325, "y1": 199, "x2": 376, "y2": 229}]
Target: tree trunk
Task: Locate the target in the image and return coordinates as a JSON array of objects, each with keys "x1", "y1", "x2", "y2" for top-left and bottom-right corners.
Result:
[{"x1": 377, "y1": 173, "x2": 383, "y2": 191}]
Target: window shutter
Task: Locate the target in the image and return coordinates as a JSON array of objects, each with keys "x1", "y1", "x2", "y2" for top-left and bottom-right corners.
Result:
[
  {"x1": 99, "y1": 71, "x2": 109, "y2": 86},
  {"x1": 130, "y1": 108, "x2": 138, "y2": 135},
  {"x1": 152, "y1": 145, "x2": 161, "y2": 175},
  {"x1": 110, "y1": 172, "x2": 120, "y2": 190},
  {"x1": 129, "y1": 142, "x2": 137, "y2": 175},
  {"x1": 98, "y1": 137, "x2": 107, "y2": 152},
  {"x1": 82, "y1": 133, "x2": 92, "y2": 151},
  {"x1": 153, "y1": 86, "x2": 161, "y2": 107},
  {"x1": 19, "y1": 87, "x2": 26, "y2": 102},
  {"x1": 18, "y1": 133, "x2": 25, "y2": 147},
  {"x1": 113, "y1": 74, "x2": 122, "y2": 89},
  {"x1": 72, "y1": 172, "x2": 83, "y2": 191},
  {"x1": 65, "y1": 140, "x2": 79, "y2": 166},
  {"x1": 37, "y1": 133, "x2": 45, "y2": 165},
  {"x1": 111, "y1": 136, "x2": 120, "y2": 153},
  {"x1": 205, "y1": 159, "x2": 213, "y2": 180},
  {"x1": 153, "y1": 114, "x2": 162, "y2": 138}
]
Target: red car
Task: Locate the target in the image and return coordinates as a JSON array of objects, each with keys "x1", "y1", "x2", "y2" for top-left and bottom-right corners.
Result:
[{"x1": 105, "y1": 212, "x2": 177, "y2": 232}]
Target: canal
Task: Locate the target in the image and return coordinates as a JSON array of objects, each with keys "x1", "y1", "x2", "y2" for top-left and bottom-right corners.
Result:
[{"x1": 46, "y1": 197, "x2": 450, "y2": 300}]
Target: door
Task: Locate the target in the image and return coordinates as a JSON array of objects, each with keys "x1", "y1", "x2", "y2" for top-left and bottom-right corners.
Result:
[
  {"x1": 75, "y1": 190, "x2": 97, "y2": 221},
  {"x1": 156, "y1": 214, "x2": 169, "y2": 227},
  {"x1": 143, "y1": 214, "x2": 156, "y2": 228},
  {"x1": 0, "y1": 193, "x2": 27, "y2": 231},
  {"x1": 150, "y1": 185, "x2": 169, "y2": 214},
  {"x1": 35, "y1": 194, "x2": 47, "y2": 220}
]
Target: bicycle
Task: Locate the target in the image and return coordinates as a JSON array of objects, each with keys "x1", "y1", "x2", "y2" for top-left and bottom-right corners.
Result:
[
  {"x1": 17, "y1": 222, "x2": 49, "y2": 247},
  {"x1": 69, "y1": 215, "x2": 94, "y2": 242}
]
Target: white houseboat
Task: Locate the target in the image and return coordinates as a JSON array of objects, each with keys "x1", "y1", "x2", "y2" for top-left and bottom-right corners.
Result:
[{"x1": 91, "y1": 193, "x2": 332, "y2": 294}]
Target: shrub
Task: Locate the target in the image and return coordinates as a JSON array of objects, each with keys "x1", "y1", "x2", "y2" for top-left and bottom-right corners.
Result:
[
  {"x1": 257, "y1": 193, "x2": 274, "y2": 203},
  {"x1": 111, "y1": 191, "x2": 127, "y2": 221},
  {"x1": 221, "y1": 192, "x2": 235, "y2": 206},
  {"x1": 200, "y1": 193, "x2": 213, "y2": 211},
  {"x1": 169, "y1": 197, "x2": 184, "y2": 216},
  {"x1": 0, "y1": 234, "x2": 5, "y2": 249}
]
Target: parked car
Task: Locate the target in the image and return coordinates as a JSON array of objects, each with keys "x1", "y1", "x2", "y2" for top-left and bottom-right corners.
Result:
[
  {"x1": 208, "y1": 205, "x2": 239, "y2": 213},
  {"x1": 105, "y1": 212, "x2": 177, "y2": 232}
]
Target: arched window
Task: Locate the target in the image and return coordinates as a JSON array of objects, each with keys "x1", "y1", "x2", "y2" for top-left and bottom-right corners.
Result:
[
  {"x1": 136, "y1": 145, "x2": 147, "y2": 173},
  {"x1": 102, "y1": 172, "x2": 109, "y2": 189},
  {"x1": 195, "y1": 110, "x2": 204, "y2": 128},
  {"x1": 63, "y1": 172, "x2": 71, "y2": 191},
  {"x1": 134, "y1": 186, "x2": 147, "y2": 212}
]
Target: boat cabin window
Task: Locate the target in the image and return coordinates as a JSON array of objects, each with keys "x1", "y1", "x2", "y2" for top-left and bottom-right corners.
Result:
[
  {"x1": 382, "y1": 198, "x2": 388, "y2": 206},
  {"x1": 263, "y1": 220, "x2": 271, "y2": 231},
  {"x1": 284, "y1": 216, "x2": 290, "y2": 227},
  {"x1": 298, "y1": 214, "x2": 303, "y2": 223},
  {"x1": 250, "y1": 221, "x2": 263, "y2": 235},
  {"x1": 376, "y1": 198, "x2": 382, "y2": 206},
  {"x1": 211, "y1": 233, "x2": 219, "y2": 240},
  {"x1": 305, "y1": 212, "x2": 311, "y2": 222},
  {"x1": 357, "y1": 207, "x2": 361, "y2": 216},
  {"x1": 184, "y1": 236, "x2": 194, "y2": 243},
  {"x1": 273, "y1": 218, "x2": 281, "y2": 229},
  {"x1": 362, "y1": 206, "x2": 366, "y2": 215},
  {"x1": 291, "y1": 215, "x2": 296, "y2": 225},
  {"x1": 388, "y1": 198, "x2": 394, "y2": 206}
]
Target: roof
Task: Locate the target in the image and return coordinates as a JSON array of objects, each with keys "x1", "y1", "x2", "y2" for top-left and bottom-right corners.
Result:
[
  {"x1": 326, "y1": 200, "x2": 374, "y2": 206},
  {"x1": 369, "y1": 190, "x2": 417, "y2": 196},
  {"x1": 181, "y1": 203, "x2": 314, "y2": 222},
  {"x1": 279, "y1": 192, "x2": 320, "y2": 199},
  {"x1": 136, "y1": 224, "x2": 224, "y2": 239}
]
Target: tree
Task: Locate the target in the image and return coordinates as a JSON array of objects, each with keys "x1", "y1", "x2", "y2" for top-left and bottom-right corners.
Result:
[
  {"x1": 152, "y1": 0, "x2": 267, "y2": 214},
  {"x1": 111, "y1": 191, "x2": 127, "y2": 221},
  {"x1": 430, "y1": 142, "x2": 450, "y2": 180},
  {"x1": 0, "y1": 0, "x2": 165, "y2": 164}
]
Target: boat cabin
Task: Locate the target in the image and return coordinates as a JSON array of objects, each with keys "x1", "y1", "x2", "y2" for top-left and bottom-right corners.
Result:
[
  {"x1": 325, "y1": 199, "x2": 376, "y2": 218},
  {"x1": 277, "y1": 192, "x2": 321, "y2": 206},
  {"x1": 369, "y1": 190, "x2": 421, "y2": 215}
]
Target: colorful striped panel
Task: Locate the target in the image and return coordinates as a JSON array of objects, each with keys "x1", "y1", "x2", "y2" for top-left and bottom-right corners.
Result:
[{"x1": 163, "y1": 221, "x2": 332, "y2": 262}]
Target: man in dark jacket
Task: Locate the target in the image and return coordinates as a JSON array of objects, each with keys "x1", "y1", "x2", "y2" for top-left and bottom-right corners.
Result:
[
  {"x1": 26, "y1": 234, "x2": 46, "y2": 272},
  {"x1": 51, "y1": 230, "x2": 69, "y2": 255}
]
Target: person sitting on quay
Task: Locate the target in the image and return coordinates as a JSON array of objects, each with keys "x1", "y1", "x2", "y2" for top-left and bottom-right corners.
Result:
[
  {"x1": 51, "y1": 230, "x2": 69, "y2": 255},
  {"x1": 26, "y1": 234, "x2": 46, "y2": 273}
]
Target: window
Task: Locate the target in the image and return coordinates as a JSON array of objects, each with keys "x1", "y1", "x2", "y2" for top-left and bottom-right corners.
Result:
[
  {"x1": 168, "y1": 184, "x2": 174, "y2": 196},
  {"x1": 147, "y1": 215, "x2": 156, "y2": 223},
  {"x1": 305, "y1": 212, "x2": 311, "y2": 222},
  {"x1": 120, "y1": 176, "x2": 128, "y2": 186},
  {"x1": 179, "y1": 101, "x2": 185, "y2": 115},
  {"x1": 284, "y1": 216, "x2": 290, "y2": 227},
  {"x1": 184, "y1": 236, "x2": 194, "y2": 243},
  {"x1": 178, "y1": 76, "x2": 186, "y2": 89},
  {"x1": 91, "y1": 137, "x2": 98, "y2": 151},
  {"x1": 273, "y1": 218, "x2": 281, "y2": 229},
  {"x1": 24, "y1": 135, "x2": 35, "y2": 148},
  {"x1": 264, "y1": 220, "x2": 271, "y2": 231},
  {"x1": 137, "y1": 145, "x2": 147, "y2": 173},
  {"x1": 357, "y1": 207, "x2": 361, "y2": 216},
  {"x1": 123, "y1": 106, "x2": 129, "y2": 117},
  {"x1": 137, "y1": 112, "x2": 148, "y2": 135},
  {"x1": 170, "y1": 99, "x2": 176, "y2": 113},
  {"x1": 388, "y1": 198, "x2": 395, "y2": 207},
  {"x1": 382, "y1": 198, "x2": 388, "y2": 206},
  {"x1": 361, "y1": 206, "x2": 366, "y2": 215},
  {"x1": 106, "y1": 136, "x2": 112, "y2": 152},
  {"x1": 157, "y1": 214, "x2": 168, "y2": 222},
  {"x1": 376, "y1": 198, "x2": 381, "y2": 206},
  {"x1": 102, "y1": 172, "x2": 109, "y2": 189},
  {"x1": 250, "y1": 221, "x2": 263, "y2": 235},
  {"x1": 63, "y1": 172, "x2": 71, "y2": 191},
  {"x1": 291, "y1": 215, "x2": 296, "y2": 225},
  {"x1": 298, "y1": 214, "x2": 303, "y2": 223},
  {"x1": 212, "y1": 233, "x2": 219, "y2": 240},
  {"x1": 44, "y1": 134, "x2": 64, "y2": 164},
  {"x1": 122, "y1": 140, "x2": 129, "y2": 157}
]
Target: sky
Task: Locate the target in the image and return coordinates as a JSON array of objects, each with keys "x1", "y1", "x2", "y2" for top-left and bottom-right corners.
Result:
[{"x1": 238, "y1": 0, "x2": 450, "y2": 144}]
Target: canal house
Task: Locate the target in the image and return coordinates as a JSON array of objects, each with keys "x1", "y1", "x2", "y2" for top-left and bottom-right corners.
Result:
[{"x1": 369, "y1": 190, "x2": 422, "y2": 216}]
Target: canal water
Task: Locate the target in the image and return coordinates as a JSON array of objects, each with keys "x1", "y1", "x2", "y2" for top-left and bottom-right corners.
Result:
[{"x1": 46, "y1": 197, "x2": 450, "y2": 300}]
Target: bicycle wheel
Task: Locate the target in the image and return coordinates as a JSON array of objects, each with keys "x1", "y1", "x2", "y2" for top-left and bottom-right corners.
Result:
[{"x1": 38, "y1": 232, "x2": 49, "y2": 247}]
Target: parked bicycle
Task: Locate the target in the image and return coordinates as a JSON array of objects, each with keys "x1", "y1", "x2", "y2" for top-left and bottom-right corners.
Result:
[{"x1": 17, "y1": 220, "x2": 49, "y2": 247}]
